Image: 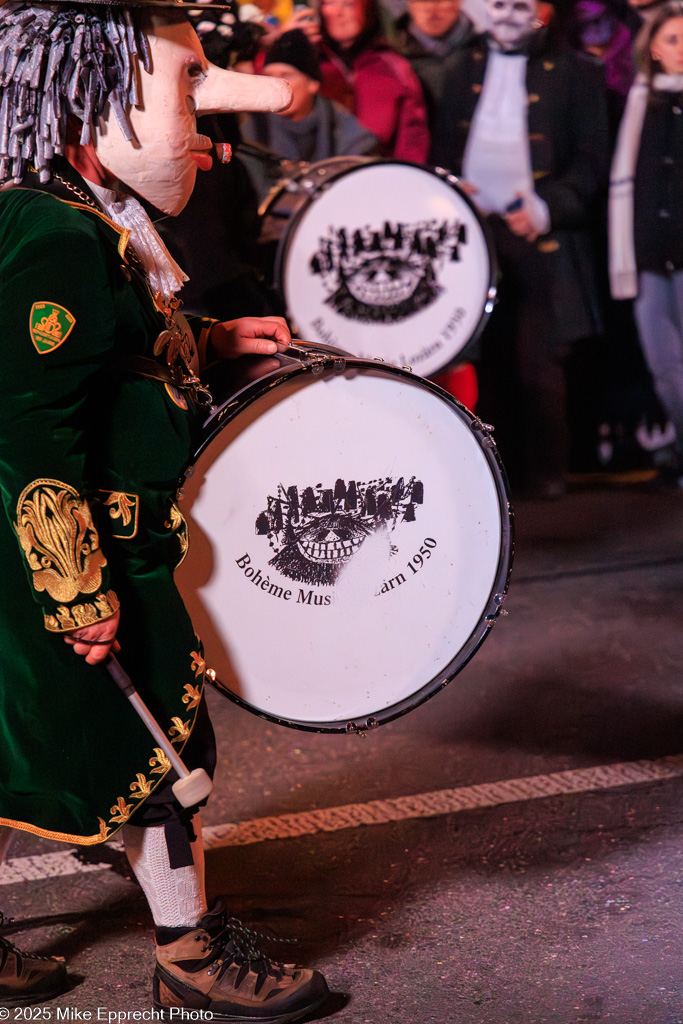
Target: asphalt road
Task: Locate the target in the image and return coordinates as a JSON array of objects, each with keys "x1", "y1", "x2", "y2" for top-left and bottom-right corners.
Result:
[{"x1": 2, "y1": 481, "x2": 683, "y2": 1024}]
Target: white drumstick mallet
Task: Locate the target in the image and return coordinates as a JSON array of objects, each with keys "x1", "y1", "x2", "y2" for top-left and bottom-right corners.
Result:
[{"x1": 106, "y1": 654, "x2": 213, "y2": 808}]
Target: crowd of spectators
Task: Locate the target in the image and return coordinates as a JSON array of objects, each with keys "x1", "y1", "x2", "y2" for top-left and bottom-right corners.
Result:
[{"x1": 169, "y1": 0, "x2": 683, "y2": 496}]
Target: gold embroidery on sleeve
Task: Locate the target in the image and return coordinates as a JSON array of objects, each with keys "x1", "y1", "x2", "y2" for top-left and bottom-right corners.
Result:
[
  {"x1": 16, "y1": 479, "x2": 106, "y2": 602},
  {"x1": 44, "y1": 590, "x2": 120, "y2": 633},
  {"x1": 190, "y1": 651, "x2": 205, "y2": 679}
]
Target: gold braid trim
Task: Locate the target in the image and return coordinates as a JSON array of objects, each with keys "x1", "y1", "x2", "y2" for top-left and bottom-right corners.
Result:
[
  {"x1": 0, "y1": 815, "x2": 112, "y2": 846},
  {"x1": 16, "y1": 478, "x2": 107, "y2": 603}
]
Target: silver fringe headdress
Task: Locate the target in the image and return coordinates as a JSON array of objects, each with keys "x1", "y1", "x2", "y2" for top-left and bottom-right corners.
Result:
[{"x1": 0, "y1": 2, "x2": 151, "y2": 183}]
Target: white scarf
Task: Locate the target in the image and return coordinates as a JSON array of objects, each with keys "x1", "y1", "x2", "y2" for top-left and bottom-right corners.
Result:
[
  {"x1": 609, "y1": 72, "x2": 683, "y2": 300},
  {"x1": 88, "y1": 182, "x2": 189, "y2": 303}
]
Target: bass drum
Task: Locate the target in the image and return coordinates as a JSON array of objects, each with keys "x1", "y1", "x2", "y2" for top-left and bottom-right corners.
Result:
[
  {"x1": 174, "y1": 347, "x2": 513, "y2": 734},
  {"x1": 260, "y1": 157, "x2": 496, "y2": 378}
]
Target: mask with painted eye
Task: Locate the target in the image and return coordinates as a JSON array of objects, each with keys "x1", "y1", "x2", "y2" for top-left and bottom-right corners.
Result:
[
  {"x1": 93, "y1": 12, "x2": 291, "y2": 215},
  {"x1": 485, "y1": 0, "x2": 538, "y2": 48}
]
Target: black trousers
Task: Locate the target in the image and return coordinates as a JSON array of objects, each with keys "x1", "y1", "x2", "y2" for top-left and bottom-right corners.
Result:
[{"x1": 477, "y1": 221, "x2": 572, "y2": 491}]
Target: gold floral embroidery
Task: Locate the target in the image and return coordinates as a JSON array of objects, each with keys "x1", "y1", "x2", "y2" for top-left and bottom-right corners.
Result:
[
  {"x1": 98, "y1": 491, "x2": 139, "y2": 539},
  {"x1": 190, "y1": 650, "x2": 205, "y2": 679},
  {"x1": 149, "y1": 747, "x2": 172, "y2": 774},
  {"x1": 182, "y1": 682, "x2": 202, "y2": 710},
  {"x1": 109, "y1": 797, "x2": 133, "y2": 825},
  {"x1": 169, "y1": 717, "x2": 191, "y2": 744},
  {"x1": 165, "y1": 501, "x2": 189, "y2": 567},
  {"x1": 106, "y1": 492, "x2": 134, "y2": 526},
  {"x1": 166, "y1": 503, "x2": 183, "y2": 531},
  {"x1": 44, "y1": 590, "x2": 120, "y2": 633},
  {"x1": 16, "y1": 480, "x2": 106, "y2": 602},
  {"x1": 129, "y1": 773, "x2": 153, "y2": 800}
]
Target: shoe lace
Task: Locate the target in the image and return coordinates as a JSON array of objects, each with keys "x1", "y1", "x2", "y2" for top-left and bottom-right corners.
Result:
[
  {"x1": 207, "y1": 917, "x2": 297, "y2": 984},
  {"x1": 0, "y1": 935, "x2": 60, "y2": 964}
]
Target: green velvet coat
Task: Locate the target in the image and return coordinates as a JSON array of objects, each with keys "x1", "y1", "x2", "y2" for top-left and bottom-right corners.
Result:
[{"x1": 0, "y1": 186, "x2": 211, "y2": 846}]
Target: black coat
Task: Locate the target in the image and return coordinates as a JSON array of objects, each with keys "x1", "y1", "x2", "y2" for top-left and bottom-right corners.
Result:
[
  {"x1": 431, "y1": 31, "x2": 610, "y2": 345},
  {"x1": 633, "y1": 89, "x2": 683, "y2": 274}
]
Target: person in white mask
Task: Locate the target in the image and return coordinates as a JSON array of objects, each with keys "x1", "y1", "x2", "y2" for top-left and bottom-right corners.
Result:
[
  {"x1": 432, "y1": 0, "x2": 610, "y2": 498},
  {"x1": 0, "y1": 1, "x2": 329, "y2": 1018}
]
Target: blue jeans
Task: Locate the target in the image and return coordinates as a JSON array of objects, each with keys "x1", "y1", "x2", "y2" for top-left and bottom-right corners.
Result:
[{"x1": 635, "y1": 271, "x2": 683, "y2": 449}]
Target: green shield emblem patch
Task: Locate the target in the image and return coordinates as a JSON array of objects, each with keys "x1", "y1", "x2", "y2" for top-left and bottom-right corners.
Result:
[{"x1": 29, "y1": 302, "x2": 76, "y2": 354}]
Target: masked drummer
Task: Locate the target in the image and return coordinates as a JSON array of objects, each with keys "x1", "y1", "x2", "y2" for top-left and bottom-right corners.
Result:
[{"x1": 0, "y1": 1, "x2": 330, "y2": 1016}]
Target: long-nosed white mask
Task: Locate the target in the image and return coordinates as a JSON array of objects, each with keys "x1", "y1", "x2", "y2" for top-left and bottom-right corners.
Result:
[
  {"x1": 485, "y1": 0, "x2": 538, "y2": 49},
  {"x1": 94, "y1": 13, "x2": 291, "y2": 215}
]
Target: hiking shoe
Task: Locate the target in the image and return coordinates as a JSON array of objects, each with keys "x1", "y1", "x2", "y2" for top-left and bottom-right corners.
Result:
[
  {"x1": 153, "y1": 901, "x2": 329, "y2": 1023},
  {"x1": 0, "y1": 935, "x2": 67, "y2": 1007}
]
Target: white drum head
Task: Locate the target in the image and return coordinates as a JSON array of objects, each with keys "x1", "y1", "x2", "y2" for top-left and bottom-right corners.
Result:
[
  {"x1": 175, "y1": 364, "x2": 510, "y2": 729},
  {"x1": 280, "y1": 162, "x2": 494, "y2": 377}
]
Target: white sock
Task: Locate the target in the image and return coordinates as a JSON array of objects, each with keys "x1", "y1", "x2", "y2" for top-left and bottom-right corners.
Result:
[
  {"x1": 122, "y1": 815, "x2": 207, "y2": 928},
  {"x1": 0, "y1": 827, "x2": 14, "y2": 864}
]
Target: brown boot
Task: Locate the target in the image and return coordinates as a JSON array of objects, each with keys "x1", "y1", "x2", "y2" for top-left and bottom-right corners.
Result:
[
  {"x1": 0, "y1": 935, "x2": 67, "y2": 1007},
  {"x1": 153, "y1": 902, "x2": 329, "y2": 1023}
]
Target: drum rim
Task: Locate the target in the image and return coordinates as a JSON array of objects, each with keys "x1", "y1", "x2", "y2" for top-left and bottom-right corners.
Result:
[
  {"x1": 272, "y1": 157, "x2": 499, "y2": 370},
  {"x1": 193, "y1": 355, "x2": 515, "y2": 734},
  {"x1": 258, "y1": 154, "x2": 376, "y2": 220}
]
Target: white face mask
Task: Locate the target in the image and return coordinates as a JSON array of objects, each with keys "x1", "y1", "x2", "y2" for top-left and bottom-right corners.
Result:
[
  {"x1": 94, "y1": 14, "x2": 291, "y2": 216},
  {"x1": 485, "y1": 0, "x2": 538, "y2": 48}
]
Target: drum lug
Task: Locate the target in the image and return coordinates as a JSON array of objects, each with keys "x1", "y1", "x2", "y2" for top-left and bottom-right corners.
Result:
[
  {"x1": 471, "y1": 419, "x2": 496, "y2": 447},
  {"x1": 300, "y1": 351, "x2": 347, "y2": 376},
  {"x1": 402, "y1": 365, "x2": 413, "y2": 373},
  {"x1": 346, "y1": 717, "x2": 379, "y2": 736}
]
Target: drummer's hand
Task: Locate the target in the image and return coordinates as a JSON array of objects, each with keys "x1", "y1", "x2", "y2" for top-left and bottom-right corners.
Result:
[
  {"x1": 64, "y1": 610, "x2": 121, "y2": 666},
  {"x1": 504, "y1": 195, "x2": 540, "y2": 243},
  {"x1": 209, "y1": 316, "x2": 291, "y2": 360}
]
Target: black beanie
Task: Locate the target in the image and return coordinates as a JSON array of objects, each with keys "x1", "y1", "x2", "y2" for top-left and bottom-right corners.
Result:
[{"x1": 263, "y1": 28, "x2": 323, "y2": 81}]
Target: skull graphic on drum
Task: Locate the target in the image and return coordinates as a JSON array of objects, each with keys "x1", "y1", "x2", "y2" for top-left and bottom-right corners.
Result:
[
  {"x1": 309, "y1": 219, "x2": 468, "y2": 325},
  {"x1": 255, "y1": 476, "x2": 424, "y2": 586}
]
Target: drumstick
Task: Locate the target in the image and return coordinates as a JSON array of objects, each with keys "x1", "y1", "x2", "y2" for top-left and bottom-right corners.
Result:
[{"x1": 105, "y1": 654, "x2": 213, "y2": 809}]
